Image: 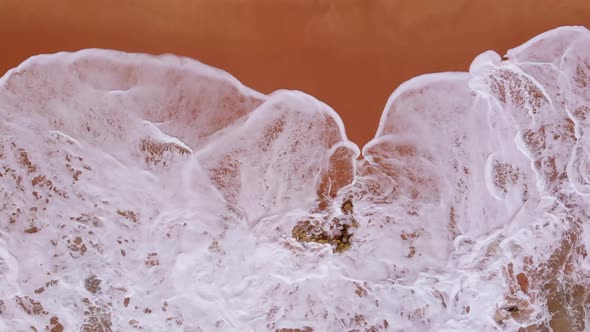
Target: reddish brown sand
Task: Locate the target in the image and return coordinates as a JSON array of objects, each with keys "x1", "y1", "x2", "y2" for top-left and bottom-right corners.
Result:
[{"x1": 1, "y1": 0, "x2": 590, "y2": 146}]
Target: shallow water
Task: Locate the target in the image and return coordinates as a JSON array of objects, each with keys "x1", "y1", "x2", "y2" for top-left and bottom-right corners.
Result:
[{"x1": 0, "y1": 26, "x2": 590, "y2": 331}]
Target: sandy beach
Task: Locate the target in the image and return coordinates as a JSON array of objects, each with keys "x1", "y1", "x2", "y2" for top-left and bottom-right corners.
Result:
[{"x1": 1, "y1": 0, "x2": 590, "y2": 145}]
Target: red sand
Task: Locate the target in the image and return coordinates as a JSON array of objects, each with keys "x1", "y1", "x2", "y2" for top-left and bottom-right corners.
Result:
[{"x1": 1, "y1": 0, "x2": 589, "y2": 145}]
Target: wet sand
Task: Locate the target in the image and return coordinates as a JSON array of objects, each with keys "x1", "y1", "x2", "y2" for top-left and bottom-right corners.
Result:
[{"x1": 1, "y1": 0, "x2": 589, "y2": 146}]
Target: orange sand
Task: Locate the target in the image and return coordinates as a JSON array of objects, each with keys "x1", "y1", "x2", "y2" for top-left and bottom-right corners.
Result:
[{"x1": 1, "y1": 0, "x2": 589, "y2": 145}]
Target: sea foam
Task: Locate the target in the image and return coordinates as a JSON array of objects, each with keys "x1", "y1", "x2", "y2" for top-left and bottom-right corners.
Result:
[{"x1": 0, "y1": 26, "x2": 589, "y2": 331}]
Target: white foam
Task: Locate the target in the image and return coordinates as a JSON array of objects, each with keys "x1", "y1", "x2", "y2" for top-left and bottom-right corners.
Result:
[{"x1": 0, "y1": 26, "x2": 589, "y2": 331}]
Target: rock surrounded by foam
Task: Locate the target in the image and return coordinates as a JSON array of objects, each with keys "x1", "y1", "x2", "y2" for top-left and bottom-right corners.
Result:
[{"x1": 0, "y1": 27, "x2": 589, "y2": 331}]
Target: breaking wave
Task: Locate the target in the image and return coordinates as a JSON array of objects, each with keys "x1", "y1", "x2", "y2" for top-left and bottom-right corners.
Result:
[{"x1": 0, "y1": 26, "x2": 589, "y2": 331}]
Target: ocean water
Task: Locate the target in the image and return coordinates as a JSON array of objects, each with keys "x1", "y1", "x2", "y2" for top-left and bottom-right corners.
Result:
[{"x1": 0, "y1": 26, "x2": 589, "y2": 331}]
